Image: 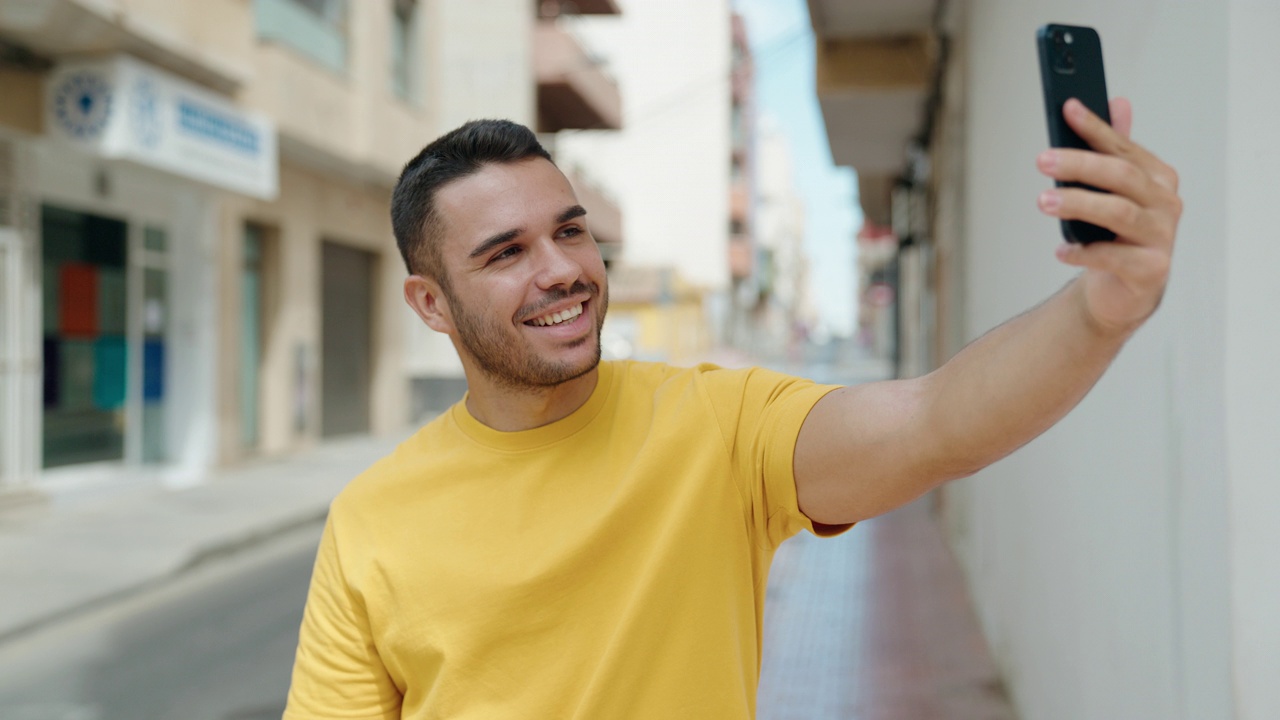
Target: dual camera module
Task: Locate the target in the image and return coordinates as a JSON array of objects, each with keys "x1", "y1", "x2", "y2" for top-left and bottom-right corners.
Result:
[{"x1": 1050, "y1": 28, "x2": 1076, "y2": 73}]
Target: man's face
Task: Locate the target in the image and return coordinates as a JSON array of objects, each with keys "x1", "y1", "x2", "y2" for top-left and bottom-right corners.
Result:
[{"x1": 430, "y1": 158, "x2": 608, "y2": 390}]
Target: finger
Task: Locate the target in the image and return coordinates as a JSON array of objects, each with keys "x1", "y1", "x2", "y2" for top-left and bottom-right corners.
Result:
[
  {"x1": 1037, "y1": 149, "x2": 1162, "y2": 206},
  {"x1": 1055, "y1": 241, "x2": 1171, "y2": 288},
  {"x1": 1039, "y1": 188, "x2": 1175, "y2": 248},
  {"x1": 1064, "y1": 99, "x2": 1179, "y2": 192},
  {"x1": 1109, "y1": 97, "x2": 1133, "y2": 140}
]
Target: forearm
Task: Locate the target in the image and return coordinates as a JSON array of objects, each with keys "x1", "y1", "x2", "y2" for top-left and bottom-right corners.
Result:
[
  {"x1": 797, "y1": 99, "x2": 1180, "y2": 524},
  {"x1": 920, "y1": 276, "x2": 1131, "y2": 477}
]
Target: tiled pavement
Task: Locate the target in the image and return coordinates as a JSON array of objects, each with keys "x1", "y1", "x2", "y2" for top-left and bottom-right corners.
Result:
[{"x1": 757, "y1": 496, "x2": 1019, "y2": 720}]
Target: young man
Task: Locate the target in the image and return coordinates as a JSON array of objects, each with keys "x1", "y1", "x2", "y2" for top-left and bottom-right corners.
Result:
[{"x1": 285, "y1": 99, "x2": 1181, "y2": 719}]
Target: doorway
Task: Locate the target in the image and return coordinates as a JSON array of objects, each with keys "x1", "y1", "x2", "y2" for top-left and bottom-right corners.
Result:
[
  {"x1": 40, "y1": 206, "x2": 129, "y2": 468},
  {"x1": 0, "y1": 229, "x2": 20, "y2": 486},
  {"x1": 39, "y1": 205, "x2": 171, "y2": 468},
  {"x1": 320, "y1": 241, "x2": 374, "y2": 437}
]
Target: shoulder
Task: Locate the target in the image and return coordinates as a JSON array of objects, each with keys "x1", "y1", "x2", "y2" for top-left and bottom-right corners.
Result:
[
  {"x1": 330, "y1": 411, "x2": 455, "y2": 518},
  {"x1": 608, "y1": 360, "x2": 820, "y2": 416},
  {"x1": 608, "y1": 359, "x2": 755, "y2": 388}
]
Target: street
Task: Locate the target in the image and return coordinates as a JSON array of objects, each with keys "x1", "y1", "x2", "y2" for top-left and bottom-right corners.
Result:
[
  {"x1": 0, "y1": 524, "x2": 322, "y2": 720},
  {"x1": 0, "y1": 496, "x2": 1015, "y2": 720}
]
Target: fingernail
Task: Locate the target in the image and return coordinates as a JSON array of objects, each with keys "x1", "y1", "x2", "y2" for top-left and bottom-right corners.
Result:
[
  {"x1": 1037, "y1": 150, "x2": 1059, "y2": 172},
  {"x1": 1039, "y1": 190, "x2": 1061, "y2": 212}
]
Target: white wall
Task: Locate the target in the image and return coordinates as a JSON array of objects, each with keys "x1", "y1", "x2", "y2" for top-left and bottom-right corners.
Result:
[
  {"x1": 943, "y1": 1, "x2": 1235, "y2": 718},
  {"x1": 1225, "y1": 2, "x2": 1280, "y2": 718},
  {"x1": 553, "y1": 0, "x2": 733, "y2": 291},
  {"x1": 431, "y1": 0, "x2": 535, "y2": 131}
]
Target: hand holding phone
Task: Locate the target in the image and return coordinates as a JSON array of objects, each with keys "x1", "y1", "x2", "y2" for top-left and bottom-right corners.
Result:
[
  {"x1": 1037, "y1": 23, "x2": 1115, "y2": 243},
  {"x1": 1030, "y1": 25, "x2": 1183, "y2": 336}
]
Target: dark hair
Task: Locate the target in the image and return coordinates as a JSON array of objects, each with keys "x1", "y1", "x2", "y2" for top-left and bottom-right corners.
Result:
[{"x1": 391, "y1": 119, "x2": 553, "y2": 287}]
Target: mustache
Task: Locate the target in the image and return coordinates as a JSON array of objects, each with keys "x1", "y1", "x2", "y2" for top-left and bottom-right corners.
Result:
[{"x1": 517, "y1": 281, "x2": 599, "y2": 320}]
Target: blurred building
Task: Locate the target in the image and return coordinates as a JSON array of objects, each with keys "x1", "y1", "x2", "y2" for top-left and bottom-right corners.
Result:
[
  {"x1": 550, "y1": 0, "x2": 748, "y2": 364},
  {"x1": 0, "y1": 0, "x2": 595, "y2": 492},
  {"x1": 809, "y1": 0, "x2": 1280, "y2": 717},
  {"x1": 724, "y1": 12, "x2": 760, "y2": 352},
  {"x1": 854, "y1": 222, "x2": 898, "y2": 360},
  {"x1": 749, "y1": 116, "x2": 814, "y2": 361}
]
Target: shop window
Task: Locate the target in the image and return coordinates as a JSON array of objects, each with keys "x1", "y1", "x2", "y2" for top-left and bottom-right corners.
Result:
[
  {"x1": 41, "y1": 206, "x2": 128, "y2": 468},
  {"x1": 391, "y1": 0, "x2": 419, "y2": 102},
  {"x1": 241, "y1": 224, "x2": 269, "y2": 451},
  {"x1": 141, "y1": 227, "x2": 169, "y2": 464},
  {"x1": 255, "y1": 0, "x2": 349, "y2": 74}
]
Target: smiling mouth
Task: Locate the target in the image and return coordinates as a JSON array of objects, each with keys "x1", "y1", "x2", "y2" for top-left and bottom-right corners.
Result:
[{"x1": 524, "y1": 302, "x2": 585, "y2": 327}]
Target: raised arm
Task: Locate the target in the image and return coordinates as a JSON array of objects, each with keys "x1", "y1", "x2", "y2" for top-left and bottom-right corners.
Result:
[{"x1": 795, "y1": 98, "x2": 1182, "y2": 525}]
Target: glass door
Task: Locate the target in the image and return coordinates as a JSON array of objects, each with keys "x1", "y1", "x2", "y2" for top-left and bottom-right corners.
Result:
[
  {"x1": 137, "y1": 226, "x2": 169, "y2": 463},
  {"x1": 241, "y1": 225, "x2": 264, "y2": 450},
  {"x1": 40, "y1": 206, "x2": 129, "y2": 468},
  {"x1": 0, "y1": 230, "x2": 11, "y2": 486}
]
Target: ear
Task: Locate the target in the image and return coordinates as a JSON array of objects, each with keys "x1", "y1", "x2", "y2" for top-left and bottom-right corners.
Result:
[{"x1": 404, "y1": 274, "x2": 455, "y2": 334}]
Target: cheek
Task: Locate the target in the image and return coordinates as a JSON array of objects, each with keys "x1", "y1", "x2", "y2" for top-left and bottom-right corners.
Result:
[{"x1": 573, "y1": 244, "x2": 607, "y2": 277}]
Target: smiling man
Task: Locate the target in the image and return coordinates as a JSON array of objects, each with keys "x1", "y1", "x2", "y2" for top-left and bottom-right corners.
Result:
[{"x1": 285, "y1": 107, "x2": 1181, "y2": 719}]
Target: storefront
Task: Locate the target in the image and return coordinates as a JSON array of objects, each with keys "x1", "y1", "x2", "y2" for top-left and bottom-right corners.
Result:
[{"x1": 1, "y1": 54, "x2": 276, "y2": 490}]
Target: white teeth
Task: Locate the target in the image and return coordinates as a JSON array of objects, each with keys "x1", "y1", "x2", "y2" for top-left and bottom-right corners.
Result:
[{"x1": 530, "y1": 303, "x2": 583, "y2": 327}]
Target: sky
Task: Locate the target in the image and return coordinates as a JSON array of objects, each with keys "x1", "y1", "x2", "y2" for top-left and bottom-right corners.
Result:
[{"x1": 733, "y1": 0, "x2": 861, "y2": 338}]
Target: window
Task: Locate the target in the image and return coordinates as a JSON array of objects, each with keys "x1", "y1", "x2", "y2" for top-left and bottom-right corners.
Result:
[
  {"x1": 255, "y1": 0, "x2": 349, "y2": 74},
  {"x1": 391, "y1": 0, "x2": 418, "y2": 102}
]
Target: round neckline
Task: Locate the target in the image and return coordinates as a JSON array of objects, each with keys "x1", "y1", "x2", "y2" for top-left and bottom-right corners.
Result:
[{"x1": 450, "y1": 361, "x2": 617, "y2": 452}]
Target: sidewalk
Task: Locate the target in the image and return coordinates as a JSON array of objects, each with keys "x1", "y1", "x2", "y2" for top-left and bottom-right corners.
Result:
[
  {"x1": 758, "y1": 497, "x2": 1019, "y2": 720},
  {"x1": 0, "y1": 433, "x2": 407, "y2": 645}
]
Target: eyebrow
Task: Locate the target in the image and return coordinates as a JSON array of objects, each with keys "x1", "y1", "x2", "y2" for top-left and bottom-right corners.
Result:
[{"x1": 467, "y1": 205, "x2": 588, "y2": 260}]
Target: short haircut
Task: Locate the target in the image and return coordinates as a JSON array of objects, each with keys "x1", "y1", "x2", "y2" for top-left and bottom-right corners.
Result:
[{"x1": 391, "y1": 119, "x2": 553, "y2": 288}]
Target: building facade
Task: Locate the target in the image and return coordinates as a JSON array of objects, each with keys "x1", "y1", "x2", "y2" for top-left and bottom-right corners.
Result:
[
  {"x1": 0, "y1": 0, "x2": 558, "y2": 492},
  {"x1": 749, "y1": 116, "x2": 814, "y2": 362}
]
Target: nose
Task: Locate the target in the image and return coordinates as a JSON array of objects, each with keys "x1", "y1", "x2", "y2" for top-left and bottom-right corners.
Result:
[{"x1": 533, "y1": 237, "x2": 584, "y2": 290}]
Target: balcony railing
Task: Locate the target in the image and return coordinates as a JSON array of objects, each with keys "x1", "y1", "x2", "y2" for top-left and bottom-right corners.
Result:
[
  {"x1": 534, "y1": 20, "x2": 622, "y2": 132},
  {"x1": 537, "y1": 0, "x2": 623, "y2": 17}
]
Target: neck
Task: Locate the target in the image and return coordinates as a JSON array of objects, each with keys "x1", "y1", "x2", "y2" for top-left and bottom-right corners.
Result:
[{"x1": 463, "y1": 366, "x2": 600, "y2": 432}]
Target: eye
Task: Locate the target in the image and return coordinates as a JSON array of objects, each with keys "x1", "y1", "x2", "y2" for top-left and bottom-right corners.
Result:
[
  {"x1": 491, "y1": 245, "x2": 522, "y2": 262},
  {"x1": 558, "y1": 225, "x2": 585, "y2": 239}
]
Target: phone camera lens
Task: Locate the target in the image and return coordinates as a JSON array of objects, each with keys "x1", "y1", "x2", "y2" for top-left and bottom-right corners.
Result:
[{"x1": 1064, "y1": 32, "x2": 1074, "y2": 44}]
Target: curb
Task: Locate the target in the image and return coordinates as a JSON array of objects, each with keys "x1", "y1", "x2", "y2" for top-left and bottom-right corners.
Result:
[{"x1": 0, "y1": 509, "x2": 329, "y2": 648}]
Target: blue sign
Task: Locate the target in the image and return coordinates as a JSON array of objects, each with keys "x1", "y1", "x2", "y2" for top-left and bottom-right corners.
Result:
[{"x1": 177, "y1": 99, "x2": 260, "y2": 155}]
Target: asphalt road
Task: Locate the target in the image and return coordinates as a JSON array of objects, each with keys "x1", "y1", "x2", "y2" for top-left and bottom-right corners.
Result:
[{"x1": 0, "y1": 523, "x2": 324, "y2": 720}]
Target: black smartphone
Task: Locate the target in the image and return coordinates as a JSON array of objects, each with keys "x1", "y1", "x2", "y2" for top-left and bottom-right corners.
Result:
[{"x1": 1036, "y1": 23, "x2": 1115, "y2": 243}]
